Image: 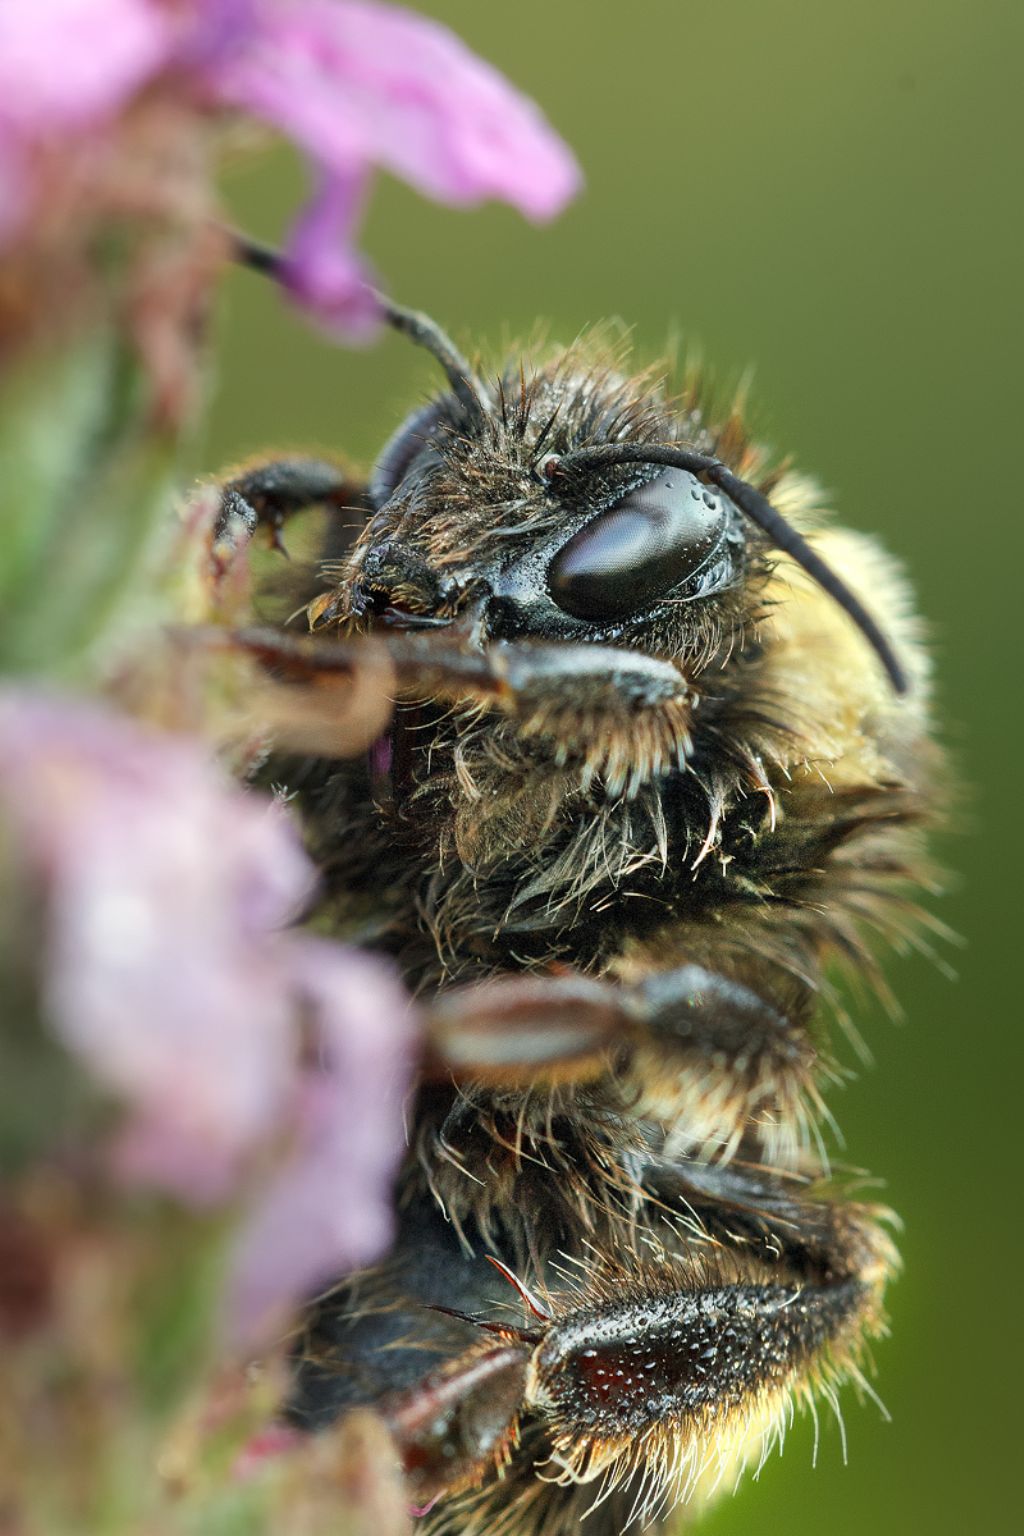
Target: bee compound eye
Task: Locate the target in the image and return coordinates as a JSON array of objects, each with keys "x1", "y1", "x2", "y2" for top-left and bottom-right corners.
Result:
[{"x1": 547, "y1": 469, "x2": 728, "y2": 622}]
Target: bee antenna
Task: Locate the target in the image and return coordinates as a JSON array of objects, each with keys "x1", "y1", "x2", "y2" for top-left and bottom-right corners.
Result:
[
  {"x1": 554, "y1": 441, "x2": 909, "y2": 695},
  {"x1": 227, "y1": 228, "x2": 490, "y2": 425},
  {"x1": 371, "y1": 293, "x2": 492, "y2": 426}
]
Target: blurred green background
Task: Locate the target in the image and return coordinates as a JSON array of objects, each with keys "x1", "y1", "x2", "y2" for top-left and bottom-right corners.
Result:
[{"x1": 207, "y1": 3, "x2": 1020, "y2": 1532}]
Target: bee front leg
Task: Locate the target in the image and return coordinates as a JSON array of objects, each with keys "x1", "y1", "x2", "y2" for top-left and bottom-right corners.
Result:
[
  {"x1": 191, "y1": 457, "x2": 370, "y2": 633},
  {"x1": 213, "y1": 456, "x2": 359, "y2": 553}
]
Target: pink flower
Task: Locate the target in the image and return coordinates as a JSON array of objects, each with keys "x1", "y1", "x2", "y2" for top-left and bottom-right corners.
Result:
[
  {"x1": 0, "y1": 692, "x2": 415, "y2": 1342},
  {"x1": 226, "y1": 939, "x2": 413, "y2": 1343},
  {"x1": 1, "y1": 694, "x2": 417, "y2": 1333},
  {"x1": 277, "y1": 169, "x2": 382, "y2": 341},
  {"x1": 211, "y1": 1, "x2": 581, "y2": 217},
  {"x1": 0, "y1": 1, "x2": 581, "y2": 338},
  {"x1": 0, "y1": 1, "x2": 174, "y2": 138},
  {"x1": 0, "y1": 0, "x2": 175, "y2": 245},
  {"x1": 0, "y1": 690, "x2": 313, "y2": 1201}
]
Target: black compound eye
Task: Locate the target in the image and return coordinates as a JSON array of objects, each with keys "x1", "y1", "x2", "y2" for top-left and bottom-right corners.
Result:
[{"x1": 547, "y1": 469, "x2": 728, "y2": 622}]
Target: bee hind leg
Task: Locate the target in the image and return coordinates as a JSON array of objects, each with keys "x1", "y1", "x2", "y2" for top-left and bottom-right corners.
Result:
[
  {"x1": 286, "y1": 1199, "x2": 534, "y2": 1509},
  {"x1": 523, "y1": 1167, "x2": 895, "y2": 1515}
]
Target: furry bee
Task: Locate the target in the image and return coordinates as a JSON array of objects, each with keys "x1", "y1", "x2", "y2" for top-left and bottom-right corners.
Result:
[{"x1": 212, "y1": 276, "x2": 937, "y2": 1533}]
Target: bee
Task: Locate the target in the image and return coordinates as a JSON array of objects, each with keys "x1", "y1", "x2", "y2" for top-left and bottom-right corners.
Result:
[{"x1": 211, "y1": 283, "x2": 938, "y2": 1533}]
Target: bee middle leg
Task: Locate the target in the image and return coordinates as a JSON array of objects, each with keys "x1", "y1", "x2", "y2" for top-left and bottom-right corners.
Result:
[
  {"x1": 426, "y1": 964, "x2": 819, "y2": 1165},
  {"x1": 220, "y1": 625, "x2": 694, "y2": 787}
]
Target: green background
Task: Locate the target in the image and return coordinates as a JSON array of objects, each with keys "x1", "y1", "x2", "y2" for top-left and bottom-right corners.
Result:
[{"x1": 207, "y1": 3, "x2": 1020, "y2": 1532}]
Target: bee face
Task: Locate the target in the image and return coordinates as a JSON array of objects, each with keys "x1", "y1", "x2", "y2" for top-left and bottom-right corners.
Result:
[
  {"x1": 209, "y1": 300, "x2": 938, "y2": 1534},
  {"x1": 338, "y1": 333, "x2": 904, "y2": 709}
]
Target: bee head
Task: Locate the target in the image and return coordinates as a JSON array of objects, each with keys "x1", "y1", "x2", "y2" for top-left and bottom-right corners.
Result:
[
  {"x1": 344, "y1": 355, "x2": 752, "y2": 684},
  {"x1": 344, "y1": 298, "x2": 906, "y2": 694},
  {"x1": 231, "y1": 234, "x2": 906, "y2": 693}
]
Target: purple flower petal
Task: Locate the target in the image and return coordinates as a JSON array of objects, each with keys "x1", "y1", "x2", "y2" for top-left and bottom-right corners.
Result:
[
  {"x1": 0, "y1": 690, "x2": 316, "y2": 1202},
  {"x1": 0, "y1": 691, "x2": 416, "y2": 1328},
  {"x1": 214, "y1": 2, "x2": 581, "y2": 218},
  {"x1": 209, "y1": 0, "x2": 582, "y2": 333},
  {"x1": 0, "y1": 142, "x2": 28, "y2": 244},
  {"x1": 280, "y1": 167, "x2": 383, "y2": 341},
  {"x1": 0, "y1": 2, "x2": 581, "y2": 337},
  {"x1": 0, "y1": 0, "x2": 174, "y2": 240},
  {"x1": 226, "y1": 938, "x2": 414, "y2": 1345},
  {"x1": 0, "y1": 0, "x2": 174, "y2": 136}
]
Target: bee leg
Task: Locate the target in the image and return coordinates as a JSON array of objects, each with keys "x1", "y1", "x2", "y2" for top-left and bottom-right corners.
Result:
[
  {"x1": 425, "y1": 972, "x2": 627, "y2": 1084},
  {"x1": 378, "y1": 1340, "x2": 532, "y2": 1507},
  {"x1": 425, "y1": 965, "x2": 817, "y2": 1163},
  {"x1": 220, "y1": 628, "x2": 693, "y2": 789},
  {"x1": 527, "y1": 1174, "x2": 894, "y2": 1508},
  {"x1": 197, "y1": 459, "x2": 369, "y2": 627},
  {"x1": 617, "y1": 965, "x2": 819, "y2": 1163},
  {"x1": 644, "y1": 1155, "x2": 895, "y2": 1286},
  {"x1": 229, "y1": 628, "x2": 686, "y2": 699},
  {"x1": 287, "y1": 1200, "x2": 534, "y2": 1507},
  {"x1": 299, "y1": 1323, "x2": 532, "y2": 1509},
  {"x1": 213, "y1": 456, "x2": 360, "y2": 553}
]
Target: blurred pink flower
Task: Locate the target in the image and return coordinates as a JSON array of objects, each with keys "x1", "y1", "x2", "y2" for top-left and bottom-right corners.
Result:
[
  {"x1": 0, "y1": 0, "x2": 174, "y2": 241},
  {"x1": 0, "y1": 693, "x2": 415, "y2": 1340},
  {"x1": 277, "y1": 169, "x2": 382, "y2": 340},
  {"x1": 0, "y1": 690, "x2": 313, "y2": 1200},
  {"x1": 227, "y1": 938, "x2": 413, "y2": 1343},
  {"x1": 212, "y1": 0, "x2": 581, "y2": 220},
  {"x1": 0, "y1": 0, "x2": 174, "y2": 137},
  {"x1": 0, "y1": 0, "x2": 581, "y2": 337}
]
